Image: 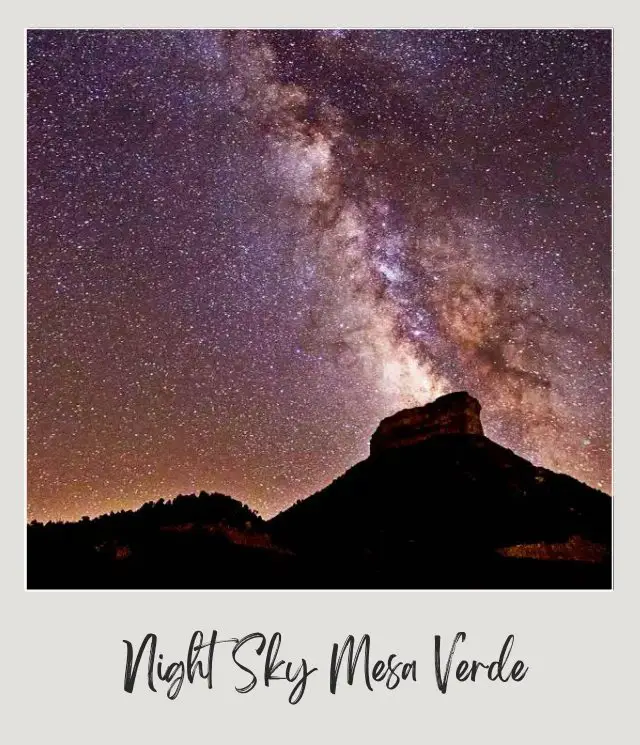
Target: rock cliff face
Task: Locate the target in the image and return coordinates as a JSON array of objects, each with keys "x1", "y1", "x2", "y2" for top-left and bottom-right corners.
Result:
[
  {"x1": 370, "y1": 391, "x2": 483, "y2": 455},
  {"x1": 28, "y1": 389, "x2": 612, "y2": 590}
]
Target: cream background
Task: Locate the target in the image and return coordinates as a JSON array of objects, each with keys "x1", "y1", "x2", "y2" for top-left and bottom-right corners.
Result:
[{"x1": 3, "y1": 2, "x2": 638, "y2": 742}]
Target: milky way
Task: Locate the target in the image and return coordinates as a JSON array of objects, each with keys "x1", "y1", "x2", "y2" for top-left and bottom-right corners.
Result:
[{"x1": 27, "y1": 30, "x2": 611, "y2": 522}]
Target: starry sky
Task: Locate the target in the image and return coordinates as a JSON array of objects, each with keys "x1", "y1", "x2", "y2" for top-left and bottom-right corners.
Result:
[{"x1": 27, "y1": 30, "x2": 611, "y2": 523}]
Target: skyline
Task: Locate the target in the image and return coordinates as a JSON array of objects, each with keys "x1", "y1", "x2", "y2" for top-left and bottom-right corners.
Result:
[{"x1": 27, "y1": 30, "x2": 611, "y2": 522}]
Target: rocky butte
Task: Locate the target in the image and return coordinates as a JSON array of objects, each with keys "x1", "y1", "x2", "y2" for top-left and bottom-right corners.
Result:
[
  {"x1": 370, "y1": 391, "x2": 484, "y2": 456},
  {"x1": 27, "y1": 390, "x2": 612, "y2": 590}
]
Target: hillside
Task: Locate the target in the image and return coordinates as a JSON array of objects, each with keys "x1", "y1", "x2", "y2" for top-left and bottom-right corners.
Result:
[{"x1": 28, "y1": 392, "x2": 611, "y2": 589}]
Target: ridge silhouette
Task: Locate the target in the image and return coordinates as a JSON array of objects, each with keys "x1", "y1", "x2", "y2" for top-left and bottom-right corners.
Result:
[{"x1": 28, "y1": 392, "x2": 611, "y2": 589}]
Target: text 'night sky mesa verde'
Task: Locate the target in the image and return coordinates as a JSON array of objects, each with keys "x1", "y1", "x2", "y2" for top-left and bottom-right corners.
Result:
[{"x1": 27, "y1": 30, "x2": 611, "y2": 522}]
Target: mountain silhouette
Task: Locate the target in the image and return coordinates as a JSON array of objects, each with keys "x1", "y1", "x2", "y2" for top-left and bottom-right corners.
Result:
[{"x1": 27, "y1": 392, "x2": 611, "y2": 589}]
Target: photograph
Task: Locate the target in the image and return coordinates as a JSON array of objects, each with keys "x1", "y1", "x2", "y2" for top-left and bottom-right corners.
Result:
[{"x1": 26, "y1": 28, "x2": 612, "y2": 590}]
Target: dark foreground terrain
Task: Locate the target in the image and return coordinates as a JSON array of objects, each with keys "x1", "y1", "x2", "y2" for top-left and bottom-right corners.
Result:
[{"x1": 28, "y1": 393, "x2": 612, "y2": 589}]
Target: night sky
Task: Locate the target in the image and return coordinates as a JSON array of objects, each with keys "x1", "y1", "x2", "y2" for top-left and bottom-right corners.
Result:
[{"x1": 27, "y1": 30, "x2": 611, "y2": 523}]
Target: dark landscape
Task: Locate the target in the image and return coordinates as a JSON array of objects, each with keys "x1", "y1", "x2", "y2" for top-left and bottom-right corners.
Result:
[{"x1": 27, "y1": 392, "x2": 611, "y2": 590}]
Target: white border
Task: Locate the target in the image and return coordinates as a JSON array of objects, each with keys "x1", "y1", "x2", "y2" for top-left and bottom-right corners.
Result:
[{"x1": 3, "y1": 4, "x2": 638, "y2": 744}]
